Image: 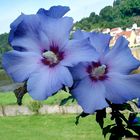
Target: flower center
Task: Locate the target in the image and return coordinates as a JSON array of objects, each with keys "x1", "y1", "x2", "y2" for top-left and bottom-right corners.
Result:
[
  {"x1": 41, "y1": 46, "x2": 64, "y2": 67},
  {"x1": 91, "y1": 65, "x2": 106, "y2": 78},
  {"x1": 42, "y1": 51, "x2": 58, "y2": 64},
  {"x1": 87, "y1": 62, "x2": 108, "y2": 81}
]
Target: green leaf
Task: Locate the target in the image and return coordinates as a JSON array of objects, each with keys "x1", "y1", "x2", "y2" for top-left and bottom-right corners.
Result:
[
  {"x1": 14, "y1": 82, "x2": 27, "y2": 105},
  {"x1": 124, "y1": 130, "x2": 133, "y2": 137},
  {"x1": 110, "y1": 126, "x2": 125, "y2": 137},
  {"x1": 109, "y1": 133, "x2": 122, "y2": 140},
  {"x1": 103, "y1": 125, "x2": 114, "y2": 137},
  {"x1": 130, "y1": 126, "x2": 140, "y2": 135},
  {"x1": 111, "y1": 103, "x2": 133, "y2": 111},
  {"x1": 96, "y1": 109, "x2": 106, "y2": 128},
  {"x1": 59, "y1": 96, "x2": 74, "y2": 106},
  {"x1": 115, "y1": 116, "x2": 123, "y2": 126}
]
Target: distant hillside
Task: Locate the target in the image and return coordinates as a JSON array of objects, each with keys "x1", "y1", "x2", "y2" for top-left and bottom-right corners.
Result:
[
  {"x1": 75, "y1": 0, "x2": 140, "y2": 31},
  {"x1": 0, "y1": 33, "x2": 11, "y2": 69}
]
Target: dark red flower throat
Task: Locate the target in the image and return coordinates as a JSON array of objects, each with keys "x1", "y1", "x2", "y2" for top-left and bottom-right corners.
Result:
[
  {"x1": 41, "y1": 45, "x2": 64, "y2": 67},
  {"x1": 86, "y1": 62, "x2": 108, "y2": 81}
]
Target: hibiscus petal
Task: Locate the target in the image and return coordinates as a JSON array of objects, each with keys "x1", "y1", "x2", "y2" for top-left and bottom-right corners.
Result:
[
  {"x1": 37, "y1": 6, "x2": 70, "y2": 18},
  {"x1": 73, "y1": 31, "x2": 111, "y2": 55},
  {"x1": 11, "y1": 37, "x2": 41, "y2": 53},
  {"x1": 9, "y1": 14, "x2": 25, "y2": 44},
  {"x1": 73, "y1": 30, "x2": 91, "y2": 40},
  {"x1": 60, "y1": 38, "x2": 99, "y2": 67},
  {"x1": 9, "y1": 14, "x2": 51, "y2": 52},
  {"x1": 72, "y1": 77, "x2": 108, "y2": 114},
  {"x1": 9, "y1": 14, "x2": 41, "y2": 44},
  {"x1": 104, "y1": 72, "x2": 140, "y2": 104},
  {"x1": 2, "y1": 50, "x2": 41, "y2": 82},
  {"x1": 11, "y1": 30, "x2": 50, "y2": 53},
  {"x1": 27, "y1": 65, "x2": 73, "y2": 100},
  {"x1": 41, "y1": 17, "x2": 73, "y2": 49},
  {"x1": 90, "y1": 32, "x2": 111, "y2": 55},
  {"x1": 9, "y1": 8, "x2": 73, "y2": 52},
  {"x1": 102, "y1": 36, "x2": 140, "y2": 74},
  {"x1": 70, "y1": 62, "x2": 90, "y2": 80}
]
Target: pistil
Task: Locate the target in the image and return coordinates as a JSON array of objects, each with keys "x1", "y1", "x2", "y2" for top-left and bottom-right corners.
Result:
[
  {"x1": 91, "y1": 65, "x2": 106, "y2": 78},
  {"x1": 42, "y1": 51, "x2": 58, "y2": 64}
]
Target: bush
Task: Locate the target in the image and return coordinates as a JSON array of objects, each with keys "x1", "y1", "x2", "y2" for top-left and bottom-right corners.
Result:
[{"x1": 28, "y1": 100, "x2": 42, "y2": 114}]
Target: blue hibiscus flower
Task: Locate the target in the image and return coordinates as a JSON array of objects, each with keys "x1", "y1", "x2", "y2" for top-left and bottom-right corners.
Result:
[
  {"x1": 71, "y1": 30, "x2": 140, "y2": 114},
  {"x1": 2, "y1": 6, "x2": 98, "y2": 100}
]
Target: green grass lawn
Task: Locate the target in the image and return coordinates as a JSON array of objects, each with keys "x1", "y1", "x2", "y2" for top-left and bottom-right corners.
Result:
[
  {"x1": 0, "y1": 114, "x2": 106, "y2": 140},
  {"x1": 0, "y1": 69, "x2": 106, "y2": 139},
  {"x1": 0, "y1": 69, "x2": 75, "y2": 106},
  {"x1": 0, "y1": 91, "x2": 75, "y2": 106}
]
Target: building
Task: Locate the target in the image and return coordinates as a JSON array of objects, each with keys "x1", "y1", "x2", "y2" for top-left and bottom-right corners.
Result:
[
  {"x1": 135, "y1": 29, "x2": 140, "y2": 45},
  {"x1": 110, "y1": 30, "x2": 136, "y2": 47},
  {"x1": 102, "y1": 28, "x2": 110, "y2": 34},
  {"x1": 110, "y1": 27, "x2": 123, "y2": 37}
]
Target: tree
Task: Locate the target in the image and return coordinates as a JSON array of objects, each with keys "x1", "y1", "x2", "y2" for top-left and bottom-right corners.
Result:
[
  {"x1": 89, "y1": 12, "x2": 100, "y2": 24},
  {"x1": 99, "y1": 6, "x2": 114, "y2": 22},
  {"x1": 0, "y1": 33, "x2": 11, "y2": 69},
  {"x1": 113, "y1": 0, "x2": 121, "y2": 6},
  {"x1": 120, "y1": 0, "x2": 140, "y2": 17},
  {"x1": 75, "y1": 0, "x2": 140, "y2": 31}
]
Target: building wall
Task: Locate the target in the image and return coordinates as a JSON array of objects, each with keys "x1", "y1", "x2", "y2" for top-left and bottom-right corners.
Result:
[
  {"x1": 129, "y1": 31, "x2": 136, "y2": 47},
  {"x1": 136, "y1": 36, "x2": 140, "y2": 44},
  {"x1": 131, "y1": 47, "x2": 140, "y2": 60}
]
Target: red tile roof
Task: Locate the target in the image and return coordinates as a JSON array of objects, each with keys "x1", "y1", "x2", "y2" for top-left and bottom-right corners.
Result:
[
  {"x1": 110, "y1": 31, "x2": 132, "y2": 46},
  {"x1": 110, "y1": 27, "x2": 121, "y2": 32},
  {"x1": 117, "y1": 31, "x2": 132, "y2": 38}
]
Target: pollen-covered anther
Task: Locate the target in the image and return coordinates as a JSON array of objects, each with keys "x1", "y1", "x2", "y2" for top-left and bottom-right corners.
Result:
[
  {"x1": 91, "y1": 64, "x2": 106, "y2": 78},
  {"x1": 42, "y1": 51, "x2": 58, "y2": 63}
]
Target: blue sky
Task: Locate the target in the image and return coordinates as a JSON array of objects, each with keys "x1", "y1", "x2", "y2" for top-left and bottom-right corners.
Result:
[{"x1": 0, "y1": 0, "x2": 114, "y2": 34}]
